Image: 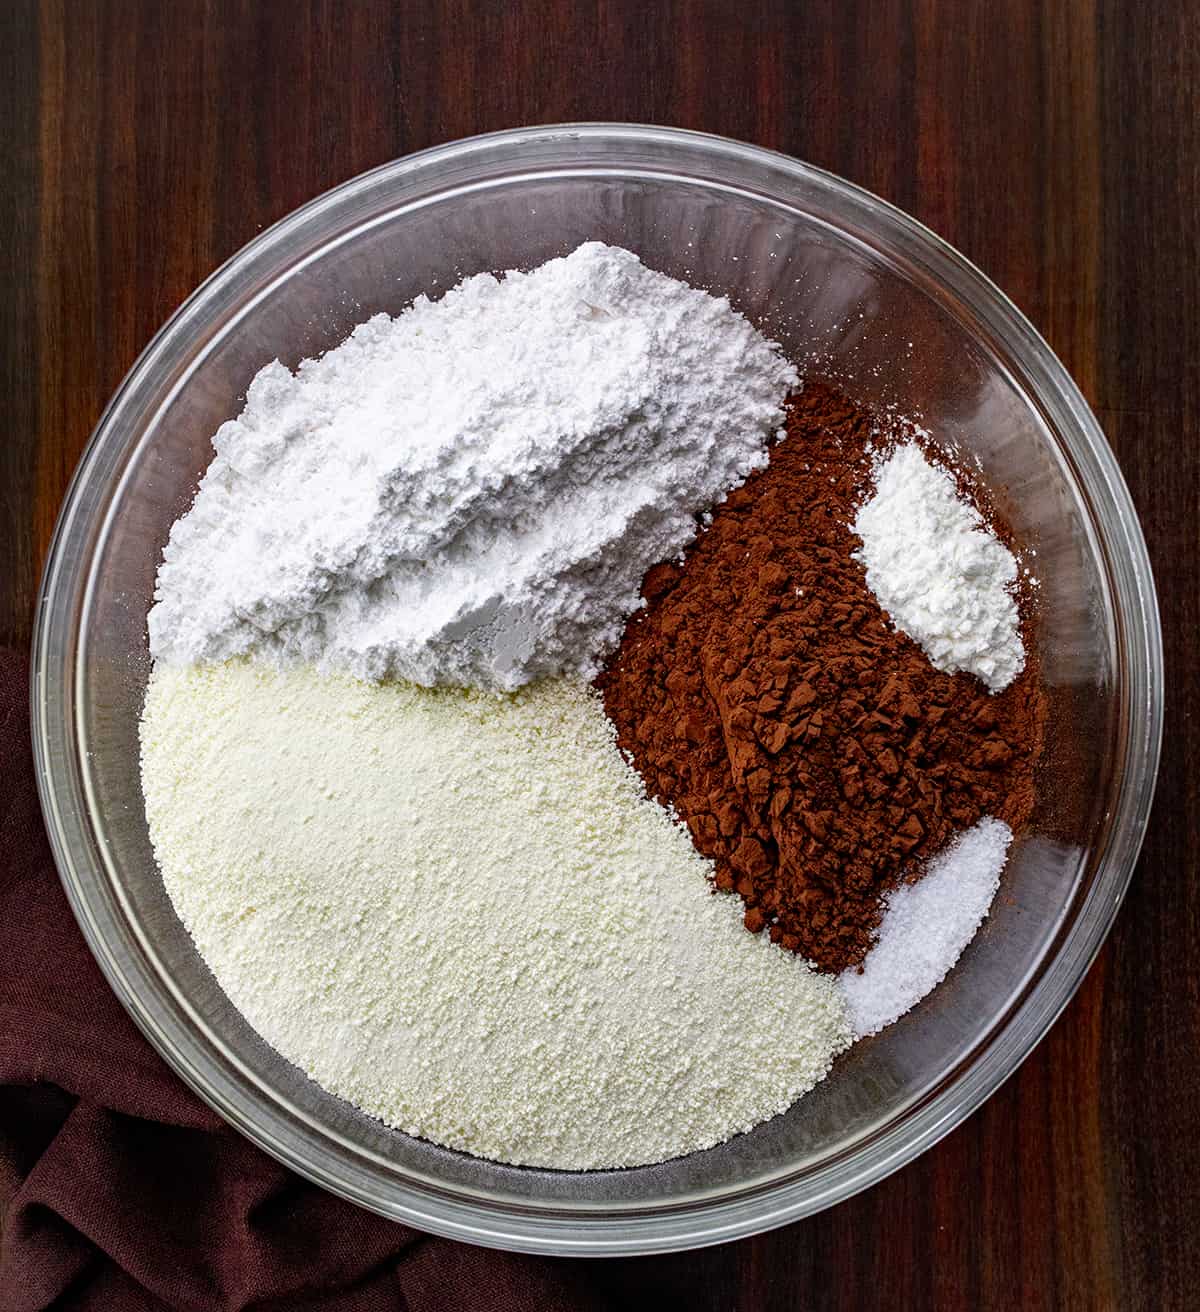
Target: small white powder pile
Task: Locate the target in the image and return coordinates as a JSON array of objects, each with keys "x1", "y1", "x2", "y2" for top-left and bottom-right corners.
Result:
[
  {"x1": 838, "y1": 817, "x2": 1012, "y2": 1038},
  {"x1": 148, "y1": 243, "x2": 797, "y2": 690},
  {"x1": 852, "y1": 444, "x2": 1025, "y2": 692},
  {"x1": 140, "y1": 662, "x2": 849, "y2": 1170}
]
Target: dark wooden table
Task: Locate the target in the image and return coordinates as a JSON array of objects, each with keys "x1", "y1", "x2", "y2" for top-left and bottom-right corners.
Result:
[{"x1": 3, "y1": 2, "x2": 1196, "y2": 1307}]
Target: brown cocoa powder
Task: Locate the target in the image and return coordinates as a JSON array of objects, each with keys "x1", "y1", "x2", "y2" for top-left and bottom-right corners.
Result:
[{"x1": 597, "y1": 383, "x2": 1045, "y2": 973}]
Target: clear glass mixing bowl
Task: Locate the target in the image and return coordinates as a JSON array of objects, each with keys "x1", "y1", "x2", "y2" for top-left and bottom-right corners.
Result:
[{"x1": 32, "y1": 125, "x2": 1162, "y2": 1254}]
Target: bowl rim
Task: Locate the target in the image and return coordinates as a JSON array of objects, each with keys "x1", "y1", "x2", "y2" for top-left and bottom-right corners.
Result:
[{"x1": 30, "y1": 122, "x2": 1163, "y2": 1254}]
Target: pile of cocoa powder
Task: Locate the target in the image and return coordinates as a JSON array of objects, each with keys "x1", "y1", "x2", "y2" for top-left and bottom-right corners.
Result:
[{"x1": 598, "y1": 383, "x2": 1046, "y2": 973}]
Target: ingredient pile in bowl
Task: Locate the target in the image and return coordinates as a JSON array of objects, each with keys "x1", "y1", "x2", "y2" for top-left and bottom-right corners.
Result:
[{"x1": 140, "y1": 243, "x2": 1045, "y2": 1170}]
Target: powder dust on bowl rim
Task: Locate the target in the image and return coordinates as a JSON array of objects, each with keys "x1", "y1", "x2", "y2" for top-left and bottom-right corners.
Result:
[{"x1": 139, "y1": 660, "x2": 850, "y2": 1171}]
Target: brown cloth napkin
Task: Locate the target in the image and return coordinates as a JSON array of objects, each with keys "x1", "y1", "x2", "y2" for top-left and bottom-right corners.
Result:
[{"x1": 0, "y1": 649, "x2": 614, "y2": 1311}]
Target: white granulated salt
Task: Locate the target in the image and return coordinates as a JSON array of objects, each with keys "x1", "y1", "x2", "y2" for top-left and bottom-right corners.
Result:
[
  {"x1": 147, "y1": 243, "x2": 797, "y2": 691},
  {"x1": 852, "y1": 444, "x2": 1025, "y2": 692},
  {"x1": 838, "y1": 817, "x2": 1012, "y2": 1038},
  {"x1": 140, "y1": 661, "x2": 849, "y2": 1170}
]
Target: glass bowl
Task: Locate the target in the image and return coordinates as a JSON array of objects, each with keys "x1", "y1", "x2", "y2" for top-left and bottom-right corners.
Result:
[{"x1": 31, "y1": 125, "x2": 1162, "y2": 1254}]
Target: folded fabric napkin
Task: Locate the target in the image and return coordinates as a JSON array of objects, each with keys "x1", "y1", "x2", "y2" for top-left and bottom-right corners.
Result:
[{"x1": 0, "y1": 650, "x2": 612, "y2": 1311}]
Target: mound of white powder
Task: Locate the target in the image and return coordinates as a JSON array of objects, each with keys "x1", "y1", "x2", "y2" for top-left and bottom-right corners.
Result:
[
  {"x1": 852, "y1": 444, "x2": 1025, "y2": 692},
  {"x1": 148, "y1": 243, "x2": 797, "y2": 690},
  {"x1": 839, "y1": 817, "x2": 1012, "y2": 1038},
  {"x1": 140, "y1": 662, "x2": 849, "y2": 1170}
]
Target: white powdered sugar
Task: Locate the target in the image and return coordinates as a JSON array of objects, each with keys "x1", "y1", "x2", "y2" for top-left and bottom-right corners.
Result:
[
  {"x1": 852, "y1": 444, "x2": 1025, "y2": 692},
  {"x1": 148, "y1": 243, "x2": 797, "y2": 690},
  {"x1": 838, "y1": 817, "x2": 1011, "y2": 1038},
  {"x1": 140, "y1": 662, "x2": 849, "y2": 1170}
]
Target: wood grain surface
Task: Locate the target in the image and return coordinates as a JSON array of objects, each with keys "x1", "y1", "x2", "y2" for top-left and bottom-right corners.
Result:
[{"x1": 2, "y1": 2, "x2": 1196, "y2": 1307}]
